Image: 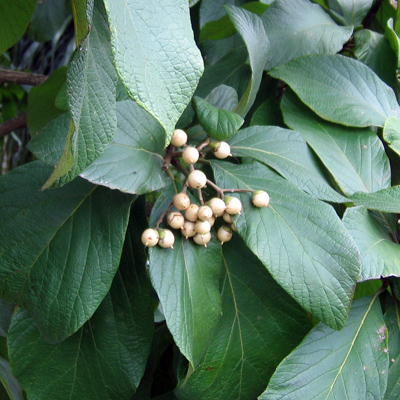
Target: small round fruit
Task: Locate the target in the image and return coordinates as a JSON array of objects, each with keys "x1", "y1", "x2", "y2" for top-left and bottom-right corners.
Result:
[
  {"x1": 193, "y1": 232, "x2": 212, "y2": 247},
  {"x1": 173, "y1": 192, "x2": 191, "y2": 210},
  {"x1": 207, "y1": 197, "x2": 226, "y2": 217},
  {"x1": 185, "y1": 204, "x2": 199, "y2": 222},
  {"x1": 197, "y1": 205, "x2": 213, "y2": 221},
  {"x1": 158, "y1": 229, "x2": 175, "y2": 249},
  {"x1": 182, "y1": 146, "x2": 199, "y2": 164},
  {"x1": 188, "y1": 170, "x2": 207, "y2": 189},
  {"x1": 167, "y1": 212, "x2": 185, "y2": 229},
  {"x1": 195, "y1": 219, "x2": 211, "y2": 235},
  {"x1": 217, "y1": 225, "x2": 233, "y2": 244},
  {"x1": 141, "y1": 228, "x2": 159, "y2": 247},
  {"x1": 207, "y1": 215, "x2": 216, "y2": 226},
  {"x1": 224, "y1": 196, "x2": 242, "y2": 215},
  {"x1": 171, "y1": 129, "x2": 187, "y2": 147},
  {"x1": 182, "y1": 220, "x2": 196, "y2": 238},
  {"x1": 222, "y1": 212, "x2": 233, "y2": 223},
  {"x1": 252, "y1": 190, "x2": 270, "y2": 207},
  {"x1": 211, "y1": 141, "x2": 231, "y2": 159}
]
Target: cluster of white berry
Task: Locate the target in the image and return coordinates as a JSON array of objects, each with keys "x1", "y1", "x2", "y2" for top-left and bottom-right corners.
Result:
[{"x1": 141, "y1": 129, "x2": 270, "y2": 249}]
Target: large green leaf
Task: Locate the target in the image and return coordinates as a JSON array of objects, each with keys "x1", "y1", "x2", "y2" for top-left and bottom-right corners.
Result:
[
  {"x1": 261, "y1": 0, "x2": 352, "y2": 70},
  {"x1": 44, "y1": 0, "x2": 118, "y2": 188},
  {"x1": 0, "y1": 161, "x2": 133, "y2": 342},
  {"x1": 211, "y1": 161, "x2": 360, "y2": 330},
  {"x1": 350, "y1": 186, "x2": 400, "y2": 213},
  {"x1": 269, "y1": 54, "x2": 400, "y2": 127},
  {"x1": 327, "y1": 0, "x2": 373, "y2": 26},
  {"x1": 80, "y1": 100, "x2": 167, "y2": 194},
  {"x1": 225, "y1": 5, "x2": 269, "y2": 116},
  {"x1": 0, "y1": 356, "x2": 23, "y2": 400},
  {"x1": 228, "y1": 125, "x2": 348, "y2": 203},
  {"x1": 259, "y1": 296, "x2": 388, "y2": 400},
  {"x1": 0, "y1": 0, "x2": 36, "y2": 53},
  {"x1": 175, "y1": 235, "x2": 312, "y2": 400},
  {"x1": 282, "y1": 89, "x2": 391, "y2": 195},
  {"x1": 343, "y1": 207, "x2": 400, "y2": 281},
  {"x1": 103, "y1": 0, "x2": 203, "y2": 144},
  {"x1": 149, "y1": 236, "x2": 223, "y2": 367},
  {"x1": 7, "y1": 250, "x2": 153, "y2": 400},
  {"x1": 383, "y1": 116, "x2": 400, "y2": 157},
  {"x1": 192, "y1": 96, "x2": 244, "y2": 141}
]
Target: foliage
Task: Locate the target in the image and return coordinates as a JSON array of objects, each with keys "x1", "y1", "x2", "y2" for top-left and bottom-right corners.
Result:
[{"x1": 1, "y1": 0, "x2": 400, "y2": 399}]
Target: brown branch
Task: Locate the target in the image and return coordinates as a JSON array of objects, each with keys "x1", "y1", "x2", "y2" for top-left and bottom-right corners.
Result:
[
  {"x1": 0, "y1": 111, "x2": 27, "y2": 138},
  {"x1": 0, "y1": 69, "x2": 47, "y2": 86}
]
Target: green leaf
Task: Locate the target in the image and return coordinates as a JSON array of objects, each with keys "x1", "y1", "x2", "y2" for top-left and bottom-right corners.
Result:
[
  {"x1": 71, "y1": 0, "x2": 89, "y2": 44},
  {"x1": 0, "y1": 356, "x2": 23, "y2": 400},
  {"x1": 228, "y1": 125, "x2": 348, "y2": 203},
  {"x1": 282, "y1": 89, "x2": 391, "y2": 195},
  {"x1": 175, "y1": 234, "x2": 312, "y2": 400},
  {"x1": 80, "y1": 100, "x2": 167, "y2": 194},
  {"x1": 0, "y1": 161, "x2": 133, "y2": 342},
  {"x1": 205, "y1": 85, "x2": 238, "y2": 111},
  {"x1": 44, "y1": 0, "x2": 118, "y2": 188},
  {"x1": 269, "y1": 54, "x2": 400, "y2": 127},
  {"x1": 343, "y1": 207, "x2": 400, "y2": 281},
  {"x1": 199, "y1": 2, "x2": 269, "y2": 43},
  {"x1": 354, "y1": 29, "x2": 398, "y2": 88},
  {"x1": 0, "y1": 299, "x2": 14, "y2": 337},
  {"x1": 7, "y1": 252, "x2": 153, "y2": 400},
  {"x1": 225, "y1": 5, "x2": 269, "y2": 116},
  {"x1": 327, "y1": 0, "x2": 373, "y2": 26},
  {"x1": 350, "y1": 186, "x2": 400, "y2": 213},
  {"x1": 0, "y1": 0, "x2": 36, "y2": 53},
  {"x1": 149, "y1": 236, "x2": 223, "y2": 367},
  {"x1": 385, "y1": 18, "x2": 400, "y2": 69},
  {"x1": 192, "y1": 96, "x2": 244, "y2": 140},
  {"x1": 383, "y1": 116, "x2": 400, "y2": 157},
  {"x1": 27, "y1": 67, "x2": 68, "y2": 135},
  {"x1": 211, "y1": 161, "x2": 360, "y2": 330},
  {"x1": 262, "y1": 0, "x2": 352, "y2": 70},
  {"x1": 259, "y1": 296, "x2": 389, "y2": 400},
  {"x1": 103, "y1": 0, "x2": 204, "y2": 144}
]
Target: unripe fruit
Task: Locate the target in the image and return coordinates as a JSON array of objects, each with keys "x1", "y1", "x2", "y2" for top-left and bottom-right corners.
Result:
[
  {"x1": 188, "y1": 170, "x2": 207, "y2": 189},
  {"x1": 252, "y1": 190, "x2": 270, "y2": 207},
  {"x1": 182, "y1": 146, "x2": 199, "y2": 164},
  {"x1": 173, "y1": 192, "x2": 190, "y2": 210},
  {"x1": 141, "y1": 228, "x2": 159, "y2": 247},
  {"x1": 167, "y1": 212, "x2": 185, "y2": 229},
  {"x1": 224, "y1": 196, "x2": 242, "y2": 215},
  {"x1": 158, "y1": 229, "x2": 175, "y2": 248},
  {"x1": 222, "y1": 212, "x2": 233, "y2": 223},
  {"x1": 197, "y1": 205, "x2": 213, "y2": 221},
  {"x1": 182, "y1": 220, "x2": 196, "y2": 238},
  {"x1": 207, "y1": 197, "x2": 226, "y2": 217},
  {"x1": 185, "y1": 204, "x2": 199, "y2": 222},
  {"x1": 195, "y1": 219, "x2": 211, "y2": 235},
  {"x1": 211, "y1": 141, "x2": 231, "y2": 159},
  {"x1": 193, "y1": 232, "x2": 212, "y2": 247},
  {"x1": 217, "y1": 225, "x2": 233, "y2": 244},
  {"x1": 171, "y1": 129, "x2": 187, "y2": 147}
]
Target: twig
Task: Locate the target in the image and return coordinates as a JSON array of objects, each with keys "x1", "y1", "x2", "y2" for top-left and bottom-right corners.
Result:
[
  {"x1": 0, "y1": 111, "x2": 27, "y2": 138},
  {"x1": 196, "y1": 137, "x2": 211, "y2": 151},
  {"x1": 156, "y1": 201, "x2": 173, "y2": 228},
  {"x1": 0, "y1": 69, "x2": 47, "y2": 86}
]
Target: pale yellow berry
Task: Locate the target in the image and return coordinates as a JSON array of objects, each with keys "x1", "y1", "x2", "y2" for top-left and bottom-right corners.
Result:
[
  {"x1": 171, "y1": 129, "x2": 187, "y2": 147},
  {"x1": 167, "y1": 212, "x2": 185, "y2": 229},
  {"x1": 197, "y1": 205, "x2": 213, "y2": 221},
  {"x1": 182, "y1": 220, "x2": 196, "y2": 238},
  {"x1": 217, "y1": 225, "x2": 233, "y2": 244},
  {"x1": 224, "y1": 196, "x2": 242, "y2": 215},
  {"x1": 211, "y1": 141, "x2": 231, "y2": 159},
  {"x1": 193, "y1": 232, "x2": 212, "y2": 247},
  {"x1": 158, "y1": 229, "x2": 175, "y2": 248},
  {"x1": 207, "y1": 197, "x2": 226, "y2": 217},
  {"x1": 188, "y1": 170, "x2": 207, "y2": 189},
  {"x1": 182, "y1": 146, "x2": 199, "y2": 164},
  {"x1": 173, "y1": 192, "x2": 191, "y2": 210},
  {"x1": 185, "y1": 204, "x2": 199, "y2": 222},
  {"x1": 195, "y1": 219, "x2": 211, "y2": 235},
  {"x1": 141, "y1": 228, "x2": 159, "y2": 247},
  {"x1": 222, "y1": 212, "x2": 233, "y2": 223},
  {"x1": 252, "y1": 190, "x2": 270, "y2": 207}
]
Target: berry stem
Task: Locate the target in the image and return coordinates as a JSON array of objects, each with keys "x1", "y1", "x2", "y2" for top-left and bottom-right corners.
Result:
[
  {"x1": 198, "y1": 188, "x2": 204, "y2": 205},
  {"x1": 221, "y1": 189, "x2": 254, "y2": 194},
  {"x1": 162, "y1": 144, "x2": 175, "y2": 171},
  {"x1": 155, "y1": 201, "x2": 173, "y2": 228},
  {"x1": 206, "y1": 179, "x2": 225, "y2": 198},
  {"x1": 196, "y1": 137, "x2": 211, "y2": 151}
]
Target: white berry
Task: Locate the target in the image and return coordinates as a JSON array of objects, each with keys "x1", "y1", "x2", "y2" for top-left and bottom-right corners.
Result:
[
  {"x1": 224, "y1": 196, "x2": 242, "y2": 215},
  {"x1": 193, "y1": 232, "x2": 212, "y2": 247},
  {"x1": 167, "y1": 212, "x2": 185, "y2": 229},
  {"x1": 207, "y1": 197, "x2": 226, "y2": 217},
  {"x1": 158, "y1": 229, "x2": 175, "y2": 248},
  {"x1": 141, "y1": 228, "x2": 159, "y2": 247},
  {"x1": 217, "y1": 225, "x2": 233, "y2": 244},
  {"x1": 197, "y1": 205, "x2": 213, "y2": 221},
  {"x1": 252, "y1": 190, "x2": 270, "y2": 207},
  {"x1": 182, "y1": 220, "x2": 196, "y2": 238},
  {"x1": 171, "y1": 129, "x2": 187, "y2": 147},
  {"x1": 185, "y1": 204, "x2": 199, "y2": 222},
  {"x1": 211, "y1": 141, "x2": 231, "y2": 159},
  {"x1": 182, "y1": 146, "x2": 199, "y2": 164},
  {"x1": 195, "y1": 219, "x2": 211, "y2": 235},
  {"x1": 173, "y1": 192, "x2": 191, "y2": 210},
  {"x1": 188, "y1": 170, "x2": 207, "y2": 189}
]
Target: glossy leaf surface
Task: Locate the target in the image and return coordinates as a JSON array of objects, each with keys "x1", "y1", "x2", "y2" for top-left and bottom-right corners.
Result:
[
  {"x1": 0, "y1": 356, "x2": 23, "y2": 400},
  {"x1": 103, "y1": 0, "x2": 203, "y2": 144},
  {"x1": 212, "y1": 161, "x2": 360, "y2": 330},
  {"x1": 269, "y1": 54, "x2": 400, "y2": 127},
  {"x1": 350, "y1": 186, "x2": 400, "y2": 213},
  {"x1": 383, "y1": 116, "x2": 400, "y2": 157},
  {"x1": 260, "y1": 296, "x2": 388, "y2": 400},
  {"x1": 0, "y1": 161, "x2": 133, "y2": 342}
]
